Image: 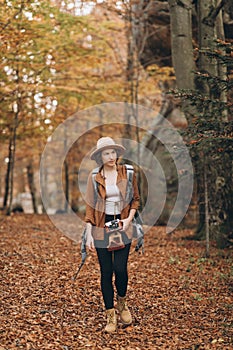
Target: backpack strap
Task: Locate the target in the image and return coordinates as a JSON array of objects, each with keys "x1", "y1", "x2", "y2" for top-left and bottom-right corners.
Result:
[
  {"x1": 124, "y1": 164, "x2": 134, "y2": 204},
  {"x1": 124, "y1": 164, "x2": 144, "y2": 253},
  {"x1": 92, "y1": 167, "x2": 100, "y2": 204}
]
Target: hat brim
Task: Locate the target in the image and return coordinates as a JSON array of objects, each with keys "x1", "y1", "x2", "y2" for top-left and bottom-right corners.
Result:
[{"x1": 90, "y1": 144, "x2": 125, "y2": 160}]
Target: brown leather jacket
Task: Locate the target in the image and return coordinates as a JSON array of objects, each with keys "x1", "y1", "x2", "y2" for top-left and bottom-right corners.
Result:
[{"x1": 85, "y1": 164, "x2": 140, "y2": 240}]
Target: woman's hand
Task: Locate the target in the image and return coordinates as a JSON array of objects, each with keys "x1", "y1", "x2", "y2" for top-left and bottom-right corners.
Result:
[
  {"x1": 86, "y1": 223, "x2": 95, "y2": 251},
  {"x1": 121, "y1": 217, "x2": 132, "y2": 232},
  {"x1": 121, "y1": 209, "x2": 136, "y2": 231}
]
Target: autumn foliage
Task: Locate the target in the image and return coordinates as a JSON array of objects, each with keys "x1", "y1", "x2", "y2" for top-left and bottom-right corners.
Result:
[{"x1": 1, "y1": 214, "x2": 232, "y2": 349}]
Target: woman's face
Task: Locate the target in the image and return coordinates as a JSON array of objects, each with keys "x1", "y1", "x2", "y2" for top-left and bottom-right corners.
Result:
[{"x1": 101, "y1": 148, "x2": 117, "y2": 166}]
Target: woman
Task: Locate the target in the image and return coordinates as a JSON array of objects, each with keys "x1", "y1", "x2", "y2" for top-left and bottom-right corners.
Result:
[{"x1": 85, "y1": 137, "x2": 140, "y2": 333}]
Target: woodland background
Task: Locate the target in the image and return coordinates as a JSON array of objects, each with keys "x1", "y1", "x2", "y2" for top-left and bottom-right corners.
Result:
[
  {"x1": 0, "y1": 0, "x2": 233, "y2": 349},
  {"x1": 1, "y1": 0, "x2": 233, "y2": 247}
]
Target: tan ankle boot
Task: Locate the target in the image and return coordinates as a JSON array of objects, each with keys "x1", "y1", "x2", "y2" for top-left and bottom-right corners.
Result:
[
  {"x1": 116, "y1": 296, "x2": 132, "y2": 325},
  {"x1": 105, "y1": 308, "x2": 117, "y2": 333}
]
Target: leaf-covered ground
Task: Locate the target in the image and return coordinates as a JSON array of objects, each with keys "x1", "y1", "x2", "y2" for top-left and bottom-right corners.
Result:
[{"x1": 0, "y1": 214, "x2": 232, "y2": 350}]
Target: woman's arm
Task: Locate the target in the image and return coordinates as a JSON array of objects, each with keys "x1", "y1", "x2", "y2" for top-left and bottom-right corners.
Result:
[
  {"x1": 86, "y1": 222, "x2": 94, "y2": 251},
  {"x1": 85, "y1": 173, "x2": 95, "y2": 251}
]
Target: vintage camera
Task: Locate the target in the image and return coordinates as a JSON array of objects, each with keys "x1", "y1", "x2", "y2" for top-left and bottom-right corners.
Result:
[
  {"x1": 105, "y1": 219, "x2": 125, "y2": 251},
  {"x1": 104, "y1": 219, "x2": 123, "y2": 233}
]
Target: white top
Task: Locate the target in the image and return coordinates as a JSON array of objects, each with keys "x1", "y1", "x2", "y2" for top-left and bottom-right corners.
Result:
[{"x1": 105, "y1": 184, "x2": 122, "y2": 215}]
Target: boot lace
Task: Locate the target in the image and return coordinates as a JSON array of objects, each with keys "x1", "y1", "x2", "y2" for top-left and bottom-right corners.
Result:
[
  {"x1": 108, "y1": 312, "x2": 115, "y2": 324},
  {"x1": 118, "y1": 299, "x2": 128, "y2": 312}
]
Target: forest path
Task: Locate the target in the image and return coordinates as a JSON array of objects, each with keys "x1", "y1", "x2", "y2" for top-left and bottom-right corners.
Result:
[{"x1": 0, "y1": 214, "x2": 232, "y2": 349}]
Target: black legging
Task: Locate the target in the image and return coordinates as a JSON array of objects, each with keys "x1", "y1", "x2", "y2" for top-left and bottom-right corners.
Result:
[{"x1": 96, "y1": 243, "x2": 131, "y2": 310}]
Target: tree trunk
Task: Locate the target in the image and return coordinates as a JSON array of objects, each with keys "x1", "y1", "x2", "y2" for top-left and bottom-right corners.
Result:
[
  {"x1": 168, "y1": 0, "x2": 195, "y2": 89},
  {"x1": 196, "y1": 146, "x2": 233, "y2": 248},
  {"x1": 124, "y1": 2, "x2": 148, "y2": 208},
  {"x1": 204, "y1": 162, "x2": 210, "y2": 257},
  {"x1": 168, "y1": 0, "x2": 196, "y2": 122},
  {"x1": 63, "y1": 124, "x2": 69, "y2": 213},
  {"x1": 195, "y1": 1, "x2": 232, "y2": 247},
  {"x1": 215, "y1": 5, "x2": 228, "y2": 121},
  {"x1": 64, "y1": 159, "x2": 69, "y2": 213},
  {"x1": 26, "y1": 160, "x2": 38, "y2": 214},
  {"x1": 6, "y1": 109, "x2": 18, "y2": 215},
  {"x1": 3, "y1": 137, "x2": 12, "y2": 209},
  {"x1": 197, "y1": 0, "x2": 218, "y2": 96}
]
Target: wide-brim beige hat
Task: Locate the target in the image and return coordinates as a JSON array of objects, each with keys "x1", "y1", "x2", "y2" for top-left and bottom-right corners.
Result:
[{"x1": 90, "y1": 137, "x2": 126, "y2": 160}]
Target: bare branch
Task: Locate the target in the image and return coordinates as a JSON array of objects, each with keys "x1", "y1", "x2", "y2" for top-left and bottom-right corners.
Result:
[{"x1": 203, "y1": 0, "x2": 227, "y2": 27}]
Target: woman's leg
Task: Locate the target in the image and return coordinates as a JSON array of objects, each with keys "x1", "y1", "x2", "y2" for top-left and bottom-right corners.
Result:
[
  {"x1": 96, "y1": 248, "x2": 114, "y2": 309},
  {"x1": 113, "y1": 243, "x2": 132, "y2": 325},
  {"x1": 113, "y1": 243, "x2": 131, "y2": 297}
]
